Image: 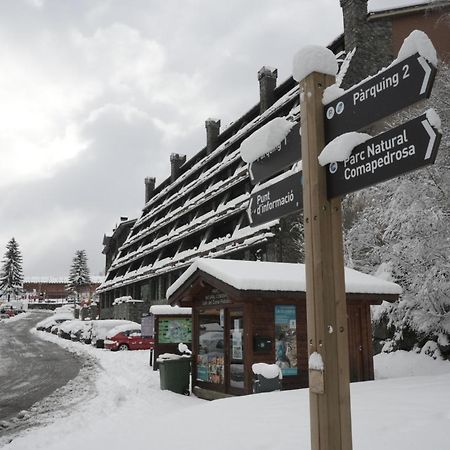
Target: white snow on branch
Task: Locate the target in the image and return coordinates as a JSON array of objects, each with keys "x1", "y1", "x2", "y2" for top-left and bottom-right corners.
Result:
[
  {"x1": 397, "y1": 29, "x2": 437, "y2": 67},
  {"x1": 318, "y1": 132, "x2": 372, "y2": 166},
  {"x1": 292, "y1": 45, "x2": 338, "y2": 82},
  {"x1": 239, "y1": 117, "x2": 295, "y2": 163},
  {"x1": 309, "y1": 352, "x2": 324, "y2": 371}
]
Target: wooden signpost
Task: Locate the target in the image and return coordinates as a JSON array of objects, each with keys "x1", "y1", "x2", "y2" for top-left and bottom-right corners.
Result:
[{"x1": 298, "y1": 46, "x2": 441, "y2": 450}]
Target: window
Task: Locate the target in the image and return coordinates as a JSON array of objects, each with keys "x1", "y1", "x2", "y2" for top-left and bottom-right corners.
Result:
[
  {"x1": 274, "y1": 305, "x2": 298, "y2": 376},
  {"x1": 197, "y1": 310, "x2": 224, "y2": 384}
]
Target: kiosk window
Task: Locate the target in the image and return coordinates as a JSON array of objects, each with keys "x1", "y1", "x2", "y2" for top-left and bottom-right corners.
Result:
[{"x1": 197, "y1": 311, "x2": 224, "y2": 384}]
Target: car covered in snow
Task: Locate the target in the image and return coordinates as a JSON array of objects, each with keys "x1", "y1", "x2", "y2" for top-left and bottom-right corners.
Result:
[
  {"x1": 104, "y1": 323, "x2": 154, "y2": 351},
  {"x1": 35, "y1": 312, "x2": 74, "y2": 332},
  {"x1": 56, "y1": 319, "x2": 92, "y2": 341},
  {"x1": 89, "y1": 319, "x2": 138, "y2": 348}
]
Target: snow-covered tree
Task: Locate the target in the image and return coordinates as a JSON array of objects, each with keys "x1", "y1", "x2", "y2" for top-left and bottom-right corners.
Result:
[
  {"x1": 67, "y1": 250, "x2": 91, "y2": 303},
  {"x1": 343, "y1": 62, "x2": 450, "y2": 355},
  {"x1": 0, "y1": 237, "x2": 24, "y2": 301}
]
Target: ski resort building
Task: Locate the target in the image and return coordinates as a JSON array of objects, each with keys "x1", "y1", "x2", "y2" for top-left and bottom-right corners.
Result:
[{"x1": 97, "y1": 0, "x2": 449, "y2": 318}]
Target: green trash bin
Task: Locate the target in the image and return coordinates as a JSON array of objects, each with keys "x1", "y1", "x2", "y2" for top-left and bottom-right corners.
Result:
[{"x1": 158, "y1": 355, "x2": 191, "y2": 395}]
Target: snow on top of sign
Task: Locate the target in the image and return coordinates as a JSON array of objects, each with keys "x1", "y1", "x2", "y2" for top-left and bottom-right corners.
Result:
[
  {"x1": 426, "y1": 108, "x2": 442, "y2": 132},
  {"x1": 239, "y1": 117, "x2": 295, "y2": 163},
  {"x1": 397, "y1": 29, "x2": 437, "y2": 66},
  {"x1": 149, "y1": 305, "x2": 192, "y2": 315},
  {"x1": 322, "y1": 84, "x2": 345, "y2": 105},
  {"x1": 309, "y1": 352, "x2": 324, "y2": 371},
  {"x1": 166, "y1": 258, "x2": 402, "y2": 298},
  {"x1": 318, "y1": 132, "x2": 372, "y2": 166},
  {"x1": 252, "y1": 363, "x2": 282, "y2": 379},
  {"x1": 292, "y1": 45, "x2": 337, "y2": 82}
]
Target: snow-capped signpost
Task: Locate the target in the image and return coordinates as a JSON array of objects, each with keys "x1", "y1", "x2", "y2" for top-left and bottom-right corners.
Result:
[
  {"x1": 294, "y1": 30, "x2": 441, "y2": 450},
  {"x1": 324, "y1": 51, "x2": 437, "y2": 142},
  {"x1": 294, "y1": 45, "x2": 353, "y2": 450},
  {"x1": 248, "y1": 122, "x2": 301, "y2": 184},
  {"x1": 324, "y1": 110, "x2": 442, "y2": 198},
  {"x1": 239, "y1": 117, "x2": 303, "y2": 226}
]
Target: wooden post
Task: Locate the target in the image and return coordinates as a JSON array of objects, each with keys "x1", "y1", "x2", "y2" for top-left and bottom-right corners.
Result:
[{"x1": 300, "y1": 71, "x2": 353, "y2": 450}]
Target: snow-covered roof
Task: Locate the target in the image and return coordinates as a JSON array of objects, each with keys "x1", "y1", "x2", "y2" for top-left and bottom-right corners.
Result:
[
  {"x1": 25, "y1": 275, "x2": 105, "y2": 284},
  {"x1": 149, "y1": 305, "x2": 192, "y2": 316},
  {"x1": 167, "y1": 258, "x2": 402, "y2": 299},
  {"x1": 368, "y1": 0, "x2": 432, "y2": 13}
]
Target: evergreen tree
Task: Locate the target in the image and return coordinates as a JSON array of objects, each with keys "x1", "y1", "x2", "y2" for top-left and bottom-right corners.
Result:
[
  {"x1": 0, "y1": 237, "x2": 24, "y2": 301},
  {"x1": 67, "y1": 250, "x2": 91, "y2": 303}
]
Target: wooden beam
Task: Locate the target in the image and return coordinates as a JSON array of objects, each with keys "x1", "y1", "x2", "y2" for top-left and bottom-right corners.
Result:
[{"x1": 300, "y1": 71, "x2": 353, "y2": 450}]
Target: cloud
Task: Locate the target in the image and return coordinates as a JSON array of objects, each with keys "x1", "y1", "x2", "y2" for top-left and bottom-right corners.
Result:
[{"x1": 0, "y1": 0, "x2": 344, "y2": 276}]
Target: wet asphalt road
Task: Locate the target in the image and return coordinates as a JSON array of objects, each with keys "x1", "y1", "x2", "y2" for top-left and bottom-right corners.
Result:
[{"x1": 0, "y1": 311, "x2": 82, "y2": 421}]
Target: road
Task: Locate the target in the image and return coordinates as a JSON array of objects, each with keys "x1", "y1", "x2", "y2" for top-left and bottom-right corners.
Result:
[{"x1": 0, "y1": 311, "x2": 82, "y2": 422}]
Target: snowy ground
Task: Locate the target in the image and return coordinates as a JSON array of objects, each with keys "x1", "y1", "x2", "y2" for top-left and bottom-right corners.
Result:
[{"x1": 2, "y1": 317, "x2": 450, "y2": 450}]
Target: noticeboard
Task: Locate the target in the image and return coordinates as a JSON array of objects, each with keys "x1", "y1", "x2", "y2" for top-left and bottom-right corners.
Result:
[{"x1": 158, "y1": 317, "x2": 192, "y2": 344}]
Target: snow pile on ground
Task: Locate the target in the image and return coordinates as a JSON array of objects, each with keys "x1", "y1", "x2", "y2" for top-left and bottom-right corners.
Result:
[{"x1": 3, "y1": 331, "x2": 450, "y2": 450}]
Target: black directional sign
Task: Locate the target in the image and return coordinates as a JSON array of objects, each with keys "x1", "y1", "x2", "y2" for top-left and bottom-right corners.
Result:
[
  {"x1": 324, "y1": 53, "x2": 437, "y2": 143},
  {"x1": 249, "y1": 172, "x2": 303, "y2": 227},
  {"x1": 249, "y1": 123, "x2": 301, "y2": 185},
  {"x1": 326, "y1": 113, "x2": 442, "y2": 198}
]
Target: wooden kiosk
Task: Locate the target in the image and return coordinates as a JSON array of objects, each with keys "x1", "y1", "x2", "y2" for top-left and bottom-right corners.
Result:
[{"x1": 167, "y1": 258, "x2": 401, "y2": 399}]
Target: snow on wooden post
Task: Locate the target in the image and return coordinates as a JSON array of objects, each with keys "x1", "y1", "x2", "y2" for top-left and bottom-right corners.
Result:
[{"x1": 294, "y1": 46, "x2": 352, "y2": 450}]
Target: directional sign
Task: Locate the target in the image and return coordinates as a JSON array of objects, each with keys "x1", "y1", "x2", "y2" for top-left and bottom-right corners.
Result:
[
  {"x1": 324, "y1": 53, "x2": 437, "y2": 142},
  {"x1": 326, "y1": 113, "x2": 442, "y2": 198},
  {"x1": 248, "y1": 172, "x2": 302, "y2": 227},
  {"x1": 249, "y1": 123, "x2": 301, "y2": 185}
]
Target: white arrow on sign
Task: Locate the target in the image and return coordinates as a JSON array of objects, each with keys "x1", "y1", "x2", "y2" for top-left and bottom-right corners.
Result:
[
  {"x1": 422, "y1": 119, "x2": 437, "y2": 160},
  {"x1": 418, "y1": 56, "x2": 432, "y2": 95}
]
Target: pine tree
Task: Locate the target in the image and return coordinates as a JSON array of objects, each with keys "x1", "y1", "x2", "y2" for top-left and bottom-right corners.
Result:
[
  {"x1": 0, "y1": 237, "x2": 24, "y2": 301},
  {"x1": 67, "y1": 250, "x2": 91, "y2": 303}
]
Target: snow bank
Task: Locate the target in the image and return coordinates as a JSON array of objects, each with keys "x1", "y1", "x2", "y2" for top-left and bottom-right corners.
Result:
[
  {"x1": 292, "y1": 45, "x2": 337, "y2": 82},
  {"x1": 374, "y1": 350, "x2": 450, "y2": 379},
  {"x1": 318, "y1": 132, "x2": 372, "y2": 166},
  {"x1": 239, "y1": 117, "x2": 295, "y2": 164},
  {"x1": 4, "y1": 330, "x2": 450, "y2": 450}
]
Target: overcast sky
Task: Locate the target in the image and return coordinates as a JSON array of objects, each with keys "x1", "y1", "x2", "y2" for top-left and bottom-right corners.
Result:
[{"x1": 0, "y1": 0, "x2": 345, "y2": 277}]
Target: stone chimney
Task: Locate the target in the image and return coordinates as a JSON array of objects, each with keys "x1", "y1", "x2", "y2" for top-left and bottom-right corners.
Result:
[
  {"x1": 258, "y1": 66, "x2": 278, "y2": 114},
  {"x1": 170, "y1": 153, "x2": 186, "y2": 183},
  {"x1": 205, "y1": 118, "x2": 221, "y2": 155},
  {"x1": 144, "y1": 177, "x2": 156, "y2": 203},
  {"x1": 339, "y1": 0, "x2": 391, "y2": 88},
  {"x1": 120, "y1": 216, "x2": 128, "y2": 222}
]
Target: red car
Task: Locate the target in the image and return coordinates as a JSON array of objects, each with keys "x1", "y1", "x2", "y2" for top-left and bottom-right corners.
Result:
[{"x1": 104, "y1": 324, "x2": 154, "y2": 351}]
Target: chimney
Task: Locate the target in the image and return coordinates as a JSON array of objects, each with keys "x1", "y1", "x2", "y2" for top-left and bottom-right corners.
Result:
[
  {"x1": 120, "y1": 216, "x2": 128, "y2": 222},
  {"x1": 339, "y1": 0, "x2": 389, "y2": 87},
  {"x1": 170, "y1": 153, "x2": 186, "y2": 183},
  {"x1": 258, "y1": 66, "x2": 278, "y2": 114},
  {"x1": 144, "y1": 177, "x2": 156, "y2": 203},
  {"x1": 205, "y1": 118, "x2": 221, "y2": 155}
]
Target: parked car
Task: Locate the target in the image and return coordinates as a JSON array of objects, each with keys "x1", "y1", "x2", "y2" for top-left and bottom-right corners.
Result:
[
  {"x1": 104, "y1": 324, "x2": 154, "y2": 351},
  {"x1": 89, "y1": 320, "x2": 138, "y2": 348},
  {"x1": 35, "y1": 313, "x2": 73, "y2": 332}
]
